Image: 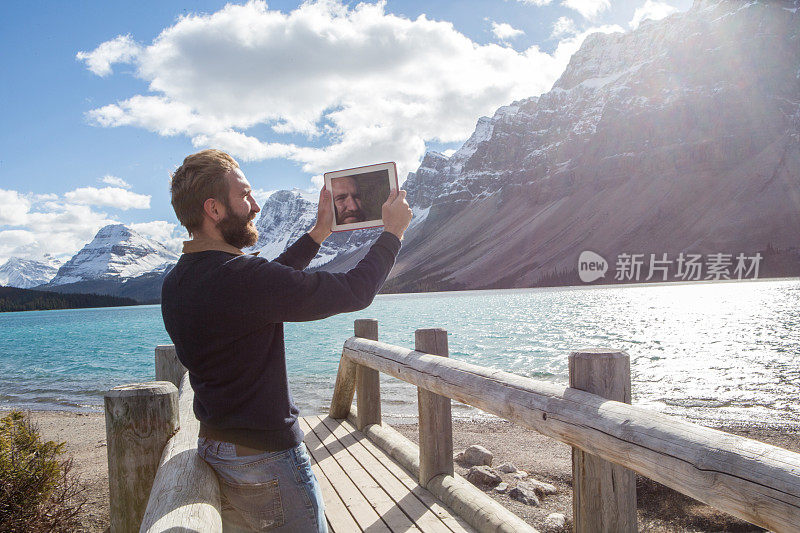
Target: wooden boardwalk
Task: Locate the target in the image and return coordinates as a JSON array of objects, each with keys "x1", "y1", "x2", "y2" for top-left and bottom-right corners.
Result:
[{"x1": 300, "y1": 415, "x2": 476, "y2": 533}]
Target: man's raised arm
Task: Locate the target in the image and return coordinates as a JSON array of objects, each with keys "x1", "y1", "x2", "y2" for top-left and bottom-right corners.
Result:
[
  {"x1": 244, "y1": 190, "x2": 413, "y2": 323},
  {"x1": 273, "y1": 187, "x2": 333, "y2": 270}
]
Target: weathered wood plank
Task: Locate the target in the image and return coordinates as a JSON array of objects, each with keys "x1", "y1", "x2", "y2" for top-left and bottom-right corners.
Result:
[
  {"x1": 299, "y1": 417, "x2": 361, "y2": 533},
  {"x1": 342, "y1": 337, "x2": 800, "y2": 532},
  {"x1": 415, "y1": 328, "x2": 454, "y2": 487},
  {"x1": 355, "y1": 319, "x2": 382, "y2": 430},
  {"x1": 339, "y1": 417, "x2": 475, "y2": 533},
  {"x1": 570, "y1": 349, "x2": 637, "y2": 533},
  {"x1": 302, "y1": 416, "x2": 390, "y2": 531},
  {"x1": 330, "y1": 351, "x2": 357, "y2": 419},
  {"x1": 104, "y1": 381, "x2": 179, "y2": 533},
  {"x1": 141, "y1": 373, "x2": 222, "y2": 532},
  {"x1": 154, "y1": 345, "x2": 186, "y2": 390},
  {"x1": 309, "y1": 415, "x2": 421, "y2": 532},
  {"x1": 319, "y1": 416, "x2": 454, "y2": 533}
]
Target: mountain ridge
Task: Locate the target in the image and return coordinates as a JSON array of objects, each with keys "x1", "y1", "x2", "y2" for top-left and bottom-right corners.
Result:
[
  {"x1": 0, "y1": 257, "x2": 61, "y2": 289},
  {"x1": 371, "y1": 0, "x2": 800, "y2": 290}
]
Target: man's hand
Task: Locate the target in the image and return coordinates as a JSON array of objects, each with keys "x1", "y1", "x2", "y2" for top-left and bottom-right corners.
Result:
[
  {"x1": 308, "y1": 186, "x2": 333, "y2": 245},
  {"x1": 382, "y1": 189, "x2": 413, "y2": 241}
]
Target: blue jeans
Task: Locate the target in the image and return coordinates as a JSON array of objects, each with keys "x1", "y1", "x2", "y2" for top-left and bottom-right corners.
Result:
[{"x1": 197, "y1": 437, "x2": 327, "y2": 532}]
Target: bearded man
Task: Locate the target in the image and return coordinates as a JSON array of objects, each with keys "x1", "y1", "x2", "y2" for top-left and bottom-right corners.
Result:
[{"x1": 161, "y1": 149, "x2": 412, "y2": 532}]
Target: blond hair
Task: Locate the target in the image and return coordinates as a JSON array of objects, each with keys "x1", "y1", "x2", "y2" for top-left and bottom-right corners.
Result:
[{"x1": 170, "y1": 149, "x2": 239, "y2": 234}]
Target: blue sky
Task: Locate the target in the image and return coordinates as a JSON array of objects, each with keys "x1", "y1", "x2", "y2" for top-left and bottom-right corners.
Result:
[{"x1": 0, "y1": 0, "x2": 690, "y2": 263}]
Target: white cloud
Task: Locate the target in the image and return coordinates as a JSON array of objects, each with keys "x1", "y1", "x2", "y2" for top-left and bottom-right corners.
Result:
[
  {"x1": 551, "y1": 16, "x2": 578, "y2": 37},
  {"x1": 32, "y1": 193, "x2": 59, "y2": 202},
  {"x1": 562, "y1": 0, "x2": 610, "y2": 19},
  {"x1": 80, "y1": 0, "x2": 609, "y2": 188},
  {"x1": 191, "y1": 130, "x2": 296, "y2": 161},
  {"x1": 311, "y1": 174, "x2": 325, "y2": 189},
  {"x1": 0, "y1": 196, "x2": 118, "y2": 264},
  {"x1": 250, "y1": 188, "x2": 277, "y2": 207},
  {"x1": 0, "y1": 189, "x2": 32, "y2": 225},
  {"x1": 100, "y1": 175, "x2": 131, "y2": 188},
  {"x1": 514, "y1": 0, "x2": 553, "y2": 5},
  {"x1": 629, "y1": 0, "x2": 678, "y2": 29},
  {"x1": 442, "y1": 148, "x2": 457, "y2": 158},
  {"x1": 76, "y1": 34, "x2": 141, "y2": 77},
  {"x1": 64, "y1": 187, "x2": 151, "y2": 210},
  {"x1": 0, "y1": 230, "x2": 37, "y2": 262},
  {"x1": 491, "y1": 21, "x2": 525, "y2": 42},
  {"x1": 129, "y1": 221, "x2": 187, "y2": 253},
  {"x1": 0, "y1": 187, "x2": 180, "y2": 264}
]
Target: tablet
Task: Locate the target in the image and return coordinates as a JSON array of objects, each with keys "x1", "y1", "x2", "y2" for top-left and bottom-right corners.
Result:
[{"x1": 324, "y1": 162, "x2": 399, "y2": 232}]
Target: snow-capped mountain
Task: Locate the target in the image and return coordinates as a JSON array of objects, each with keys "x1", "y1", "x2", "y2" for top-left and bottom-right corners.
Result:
[
  {"x1": 248, "y1": 190, "x2": 318, "y2": 259},
  {"x1": 0, "y1": 256, "x2": 61, "y2": 288},
  {"x1": 406, "y1": 0, "x2": 799, "y2": 210},
  {"x1": 365, "y1": 0, "x2": 800, "y2": 290},
  {"x1": 404, "y1": 102, "x2": 523, "y2": 211},
  {"x1": 248, "y1": 189, "x2": 383, "y2": 270},
  {"x1": 46, "y1": 224, "x2": 179, "y2": 286}
]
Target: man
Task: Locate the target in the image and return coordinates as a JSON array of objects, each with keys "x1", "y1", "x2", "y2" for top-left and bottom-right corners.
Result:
[
  {"x1": 331, "y1": 175, "x2": 366, "y2": 224},
  {"x1": 161, "y1": 149, "x2": 412, "y2": 532}
]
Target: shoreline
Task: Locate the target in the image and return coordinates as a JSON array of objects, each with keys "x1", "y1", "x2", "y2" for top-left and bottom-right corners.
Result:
[
  {"x1": 3, "y1": 276, "x2": 798, "y2": 313},
  {"x1": 4, "y1": 409, "x2": 797, "y2": 532}
]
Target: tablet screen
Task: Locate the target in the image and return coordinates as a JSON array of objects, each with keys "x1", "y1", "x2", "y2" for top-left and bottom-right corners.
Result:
[{"x1": 325, "y1": 162, "x2": 398, "y2": 232}]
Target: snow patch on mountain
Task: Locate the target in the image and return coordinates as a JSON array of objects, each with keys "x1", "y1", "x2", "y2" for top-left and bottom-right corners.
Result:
[
  {"x1": 48, "y1": 224, "x2": 179, "y2": 285},
  {"x1": 0, "y1": 257, "x2": 61, "y2": 288},
  {"x1": 248, "y1": 190, "x2": 318, "y2": 259}
]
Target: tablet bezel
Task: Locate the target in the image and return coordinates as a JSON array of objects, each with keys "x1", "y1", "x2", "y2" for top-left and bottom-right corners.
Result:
[{"x1": 324, "y1": 162, "x2": 399, "y2": 232}]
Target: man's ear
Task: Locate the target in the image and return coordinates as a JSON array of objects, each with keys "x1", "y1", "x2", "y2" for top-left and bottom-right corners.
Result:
[{"x1": 203, "y1": 198, "x2": 224, "y2": 223}]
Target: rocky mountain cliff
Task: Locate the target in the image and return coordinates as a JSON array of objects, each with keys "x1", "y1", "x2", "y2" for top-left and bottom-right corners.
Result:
[
  {"x1": 37, "y1": 224, "x2": 179, "y2": 302},
  {"x1": 46, "y1": 224, "x2": 178, "y2": 285},
  {"x1": 0, "y1": 257, "x2": 60, "y2": 289},
  {"x1": 373, "y1": 0, "x2": 800, "y2": 290}
]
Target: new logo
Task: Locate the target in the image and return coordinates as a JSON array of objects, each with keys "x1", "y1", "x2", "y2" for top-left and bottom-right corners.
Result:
[{"x1": 578, "y1": 251, "x2": 607, "y2": 283}]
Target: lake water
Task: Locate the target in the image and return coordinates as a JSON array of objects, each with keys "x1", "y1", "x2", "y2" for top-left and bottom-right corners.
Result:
[{"x1": 1, "y1": 279, "x2": 798, "y2": 427}]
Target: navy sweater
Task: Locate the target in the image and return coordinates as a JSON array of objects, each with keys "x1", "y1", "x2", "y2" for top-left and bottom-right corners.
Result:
[{"x1": 161, "y1": 231, "x2": 401, "y2": 451}]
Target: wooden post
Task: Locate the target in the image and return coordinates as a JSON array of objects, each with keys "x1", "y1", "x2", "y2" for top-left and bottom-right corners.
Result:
[
  {"x1": 155, "y1": 345, "x2": 187, "y2": 389},
  {"x1": 330, "y1": 343, "x2": 358, "y2": 419},
  {"x1": 569, "y1": 349, "x2": 637, "y2": 533},
  {"x1": 355, "y1": 319, "x2": 381, "y2": 430},
  {"x1": 415, "y1": 328, "x2": 453, "y2": 487},
  {"x1": 104, "y1": 382, "x2": 179, "y2": 533}
]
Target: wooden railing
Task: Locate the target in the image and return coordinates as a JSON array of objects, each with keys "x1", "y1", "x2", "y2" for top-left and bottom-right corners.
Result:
[
  {"x1": 329, "y1": 319, "x2": 800, "y2": 533},
  {"x1": 103, "y1": 321, "x2": 800, "y2": 532}
]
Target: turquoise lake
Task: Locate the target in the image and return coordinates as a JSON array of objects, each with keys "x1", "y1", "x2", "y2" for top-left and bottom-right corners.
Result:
[{"x1": 1, "y1": 279, "x2": 798, "y2": 426}]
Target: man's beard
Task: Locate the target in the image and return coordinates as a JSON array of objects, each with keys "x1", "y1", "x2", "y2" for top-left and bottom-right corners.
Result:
[
  {"x1": 339, "y1": 208, "x2": 366, "y2": 224},
  {"x1": 217, "y1": 208, "x2": 259, "y2": 249}
]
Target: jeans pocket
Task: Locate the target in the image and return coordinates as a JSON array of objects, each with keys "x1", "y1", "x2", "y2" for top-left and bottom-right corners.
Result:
[{"x1": 220, "y1": 477, "x2": 285, "y2": 531}]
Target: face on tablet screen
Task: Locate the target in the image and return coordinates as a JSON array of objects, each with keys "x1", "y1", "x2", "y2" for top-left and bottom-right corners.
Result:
[
  {"x1": 330, "y1": 169, "x2": 392, "y2": 228},
  {"x1": 332, "y1": 176, "x2": 367, "y2": 224}
]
